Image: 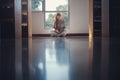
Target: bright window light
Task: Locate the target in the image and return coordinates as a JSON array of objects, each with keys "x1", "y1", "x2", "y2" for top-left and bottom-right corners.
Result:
[
  {"x1": 45, "y1": 0, "x2": 68, "y2": 11},
  {"x1": 32, "y1": 0, "x2": 69, "y2": 29}
]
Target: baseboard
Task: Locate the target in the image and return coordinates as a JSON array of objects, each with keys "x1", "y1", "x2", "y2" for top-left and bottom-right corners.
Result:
[
  {"x1": 67, "y1": 33, "x2": 89, "y2": 36},
  {"x1": 32, "y1": 33, "x2": 89, "y2": 37}
]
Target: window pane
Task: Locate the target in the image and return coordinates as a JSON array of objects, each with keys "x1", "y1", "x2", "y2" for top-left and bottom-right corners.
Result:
[
  {"x1": 32, "y1": 0, "x2": 43, "y2": 11},
  {"x1": 45, "y1": 0, "x2": 68, "y2": 11},
  {"x1": 45, "y1": 12, "x2": 69, "y2": 29}
]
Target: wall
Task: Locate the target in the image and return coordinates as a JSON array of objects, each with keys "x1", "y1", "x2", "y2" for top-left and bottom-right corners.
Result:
[
  {"x1": 32, "y1": 0, "x2": 89, "y2": 34},
  {"x1": 109, "y1": 0, "x2": 120, "y2": 38}
]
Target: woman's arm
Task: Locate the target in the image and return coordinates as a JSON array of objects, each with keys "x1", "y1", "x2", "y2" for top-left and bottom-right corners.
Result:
[
  {"x1": 53, "y1": 22, "x2": 56, "y2": 29},
  {"x1": 61, "y1": 20, "x2": 65, "y2": 28}
]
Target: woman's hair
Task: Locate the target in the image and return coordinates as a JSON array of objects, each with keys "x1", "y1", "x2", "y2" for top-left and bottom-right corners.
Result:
[
  {"x1": 54, "y1": 13, "x2": 65, "y2": 30},
  {"x1": 55, "y1": 13, "x2": 62, "y2": 21},
  {"x1": 56, "y1": 13, "x2": 61, "y2": 16}
]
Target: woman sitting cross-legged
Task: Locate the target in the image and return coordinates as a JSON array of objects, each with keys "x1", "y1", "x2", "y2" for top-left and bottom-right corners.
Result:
[{"x1": 52, "y1": 13, "x2": 66, "y2": 36}]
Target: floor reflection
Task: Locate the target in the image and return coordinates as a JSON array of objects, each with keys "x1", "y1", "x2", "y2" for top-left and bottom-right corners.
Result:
[
  {"x1": 0, "y1": 37, "x2": 120, "y2": 80},
  {"x1": 45, "y1": 38, "x2": 69, "y2": 80},
  {"x1": 0, "y1": 39, "x2": 15, "y2": 80},
  {"x1": 33, "y1": 38, "x2": 70, "y2": 80}
]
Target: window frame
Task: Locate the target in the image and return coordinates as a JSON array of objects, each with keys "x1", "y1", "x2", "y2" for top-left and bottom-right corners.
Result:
[{"x1": 32, "y1": 0, "x2": 70, "y2": 29}]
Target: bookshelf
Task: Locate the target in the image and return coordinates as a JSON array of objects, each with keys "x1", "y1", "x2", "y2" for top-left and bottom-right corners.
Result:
[
  {"x1": 93, "y1": 0, "x2": 102, "y2": 37},
  {"x1": 21, "y1": 0, "x2": 28, "y2": 38},
  {"x1": 0, "y1": 0, "x2": 15, "y2": 38},
  {"x1": 0, "y1": 0, "x2": 32, "y2": 39}
]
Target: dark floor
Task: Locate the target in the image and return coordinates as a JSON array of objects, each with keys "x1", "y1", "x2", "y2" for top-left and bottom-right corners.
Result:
[{"x1": 0, "y1": 37, "x2": 120, "y2": 80}]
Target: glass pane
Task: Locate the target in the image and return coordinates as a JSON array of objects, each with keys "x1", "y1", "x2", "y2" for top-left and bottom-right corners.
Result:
[
  {"x1": 32, "y1": 0, "x2": 43, "y2": 11},
  {"x1": 45, "y1": 0, "x2": 68, "y2": 11},
  {"x1": 45, "y1": 12, "x2": 69, "y2": 29}
]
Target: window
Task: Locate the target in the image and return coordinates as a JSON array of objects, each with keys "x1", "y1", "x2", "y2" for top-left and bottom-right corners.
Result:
[
  {"x1": 32, "y1": 0, "x2": 69, "y2": 29},
  {"x1": 45, "y1": 0, "x2": 68, "y2": 11},
  {"x1": 32, "y1": 0, "x2": 43, "y2": 11}
]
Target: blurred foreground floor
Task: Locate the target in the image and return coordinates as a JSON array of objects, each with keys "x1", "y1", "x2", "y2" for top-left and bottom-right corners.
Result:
[{"x1": 0, "y1": 37, "x2": 120, "y2": 80}]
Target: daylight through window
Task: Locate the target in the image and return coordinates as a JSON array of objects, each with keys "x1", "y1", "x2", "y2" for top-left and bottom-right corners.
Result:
[{"x1": 32, "y1": 0, "x2": 69, "y2": 29}]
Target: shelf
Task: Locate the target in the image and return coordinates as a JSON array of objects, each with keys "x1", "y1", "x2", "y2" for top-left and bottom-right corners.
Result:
[
  {"x1": 0, "y1": 19, "x2": 14, "y2": 22},
  {"x1": 22, "y1": 0, "x2": 28, "y2": 1},
  {"x1": 94, "y1": 20, "x2": 101, "y2": 22},
  {"x1": 21, "y1": 0, "x2": 29, "y2": 38},
  {"x1": 22, "y1": 1, "x2": 27, "y2": 5},
  {"x1": 22, "y1": 11, "x2": 27, "y2": 15},
  {"x1": 22, "y1": 5, "x2": 28, "y2": 11},
  {"x1": 22, "y1": 23, "x2": 28, "y2": 26},
  {"x1": 0, "y1": 3, "x2": 13, "y2": 8},
  {"x1": 94, "y1": 30, "x2": 101, "y2": 32},
  {"x1": 22, "y1": 11, "x2": 28, "y2": 14},
  {"x1": 94, "y1": 5, "x2": 101, "y2": 8}
]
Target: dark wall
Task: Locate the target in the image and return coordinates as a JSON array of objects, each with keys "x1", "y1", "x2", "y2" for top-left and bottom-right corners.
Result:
[
  {"x1": 109, "y1": 38, "x2": 120, "y2": 80},
  {"x1": 0, "y1": 0, "x2": 15, "y2": 39},
  {"x1": 109, "y1": 0, "x2": 120, "y2": 38},
  {"x1": 0, "y1": 24, "x2": 1, "y2": 39}
]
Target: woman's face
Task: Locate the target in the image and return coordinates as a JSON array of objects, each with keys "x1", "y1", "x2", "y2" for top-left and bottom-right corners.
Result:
[{"x1": 56, "y1": 16, "x2": 61, "y2": 20}]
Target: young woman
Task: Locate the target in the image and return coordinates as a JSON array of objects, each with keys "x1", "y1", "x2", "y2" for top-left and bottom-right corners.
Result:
[{"x1": 53, "y1": 13, "x2": 65, "y2": 34}]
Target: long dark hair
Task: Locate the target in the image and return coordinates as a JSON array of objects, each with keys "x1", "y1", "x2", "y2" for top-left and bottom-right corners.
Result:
[
  {"x1": 54, "y1": 13, "x2": 64, "y2": 29},
  {"x1": 55, "y1": 13, "x2": 62, "y2": 21}
]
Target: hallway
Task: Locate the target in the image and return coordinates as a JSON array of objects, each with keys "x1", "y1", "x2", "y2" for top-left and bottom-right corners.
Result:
[{"x1": 0, "y1": 37, "x2": 120, "y2": 80}]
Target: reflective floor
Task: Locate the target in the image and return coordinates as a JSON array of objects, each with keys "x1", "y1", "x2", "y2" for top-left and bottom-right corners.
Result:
[{"x1": 0, "y1": 37, "x2": 120, "y2": 80}]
